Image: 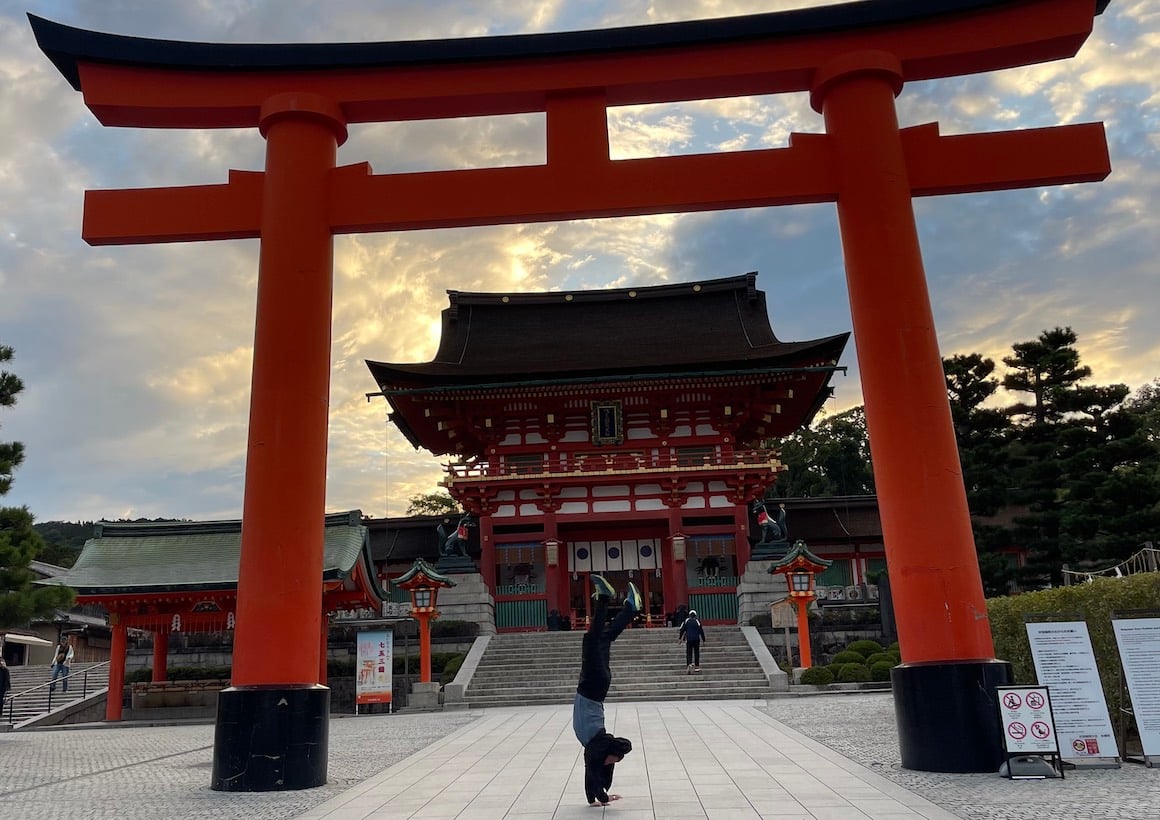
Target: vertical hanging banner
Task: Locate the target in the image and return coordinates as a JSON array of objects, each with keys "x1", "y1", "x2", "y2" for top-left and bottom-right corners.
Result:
[
  {"x1": 356, "y1": 630, "x2": 394, "y2": 706},
  {"x1": 1025, "y1": 621, "x2": 1119, "y2": 763},
  {"x1": 1111, "y1": 616, "x2": 1160, "y2": 763}
]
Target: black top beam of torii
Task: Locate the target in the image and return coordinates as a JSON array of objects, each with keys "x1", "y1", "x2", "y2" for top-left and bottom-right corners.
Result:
[{"x1": 30, "y1": 1, "x2": 1111, "y2": 94}]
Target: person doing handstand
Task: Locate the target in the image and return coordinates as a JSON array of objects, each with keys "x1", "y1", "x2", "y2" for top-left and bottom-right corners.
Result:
[{"x1": 573, "y1": 574, "x2": 640, "y2": 807}]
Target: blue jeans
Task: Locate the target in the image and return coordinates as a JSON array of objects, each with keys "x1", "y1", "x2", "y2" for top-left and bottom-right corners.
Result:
[{"x1": 50, "y1": 663, "x2": 69, "y2": 693}]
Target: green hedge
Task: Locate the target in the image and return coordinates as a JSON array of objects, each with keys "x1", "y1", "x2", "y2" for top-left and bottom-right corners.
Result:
[
  {"x1": 835, "y1": 663, "x2": 871, "y2": 683},
  {"x1": 987, "y1": 574, "x2": 1160, "y2": 724},
  {"x1": 830, "y1": 650, "x2": 865, "y2": 665},
  {"x1": 870, "y1": 661, "x2": 895, "y2": 682},
  {"x1": 799, "y1": 667, "x2": 834, "y2": 685},
  {"x1": 845, "y1": 639, "x2": 884, "y2": 658},
  {"x1": 127, "y1": 665, "x2": 232, "y2": 683}
]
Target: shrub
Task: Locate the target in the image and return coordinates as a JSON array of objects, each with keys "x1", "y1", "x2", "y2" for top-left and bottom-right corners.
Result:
[
  {"x1": 845, "y1": 639, "x2": 884, "y2": 658},
  {"x1": 835, "y1": 663, "x2": 871, "y2": 683},
  {"x1": 830, "y1": 650, "x2": 865, "y2": 665},
  {"x1": 888, "y1": 641, "x2": 900, "y2": 653},
  {"x1": 799, "y1": 666, "x2": 834, "y2": 686},
  {"x1": 870, "y1": 661, "x2": 895, "y2": 682},
  {"x1": 988, "y1": 574, "x2": 1160, "y2": 728},
  {"x1": 865, "y1": 652, "x2": 896, "y2": 666},
  {"x1": 128, "y1": 665, "x2": 231, "y2": 683},
  {"x1": 440, "y1": 654, "x2": 466, "y2": 685},
  {"x1": 749, "y1": 613, "x2": 772, "y2": 630}
]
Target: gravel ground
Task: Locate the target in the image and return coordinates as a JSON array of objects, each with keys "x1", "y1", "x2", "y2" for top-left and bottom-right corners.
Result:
[{"x1": 761, "y1": 692, "x2": 1160, "y2": 820}]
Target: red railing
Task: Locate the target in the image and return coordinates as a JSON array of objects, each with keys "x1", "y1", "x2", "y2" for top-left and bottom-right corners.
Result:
[{"x1": 445, "y1": 447, "x2": 781, "y2": 480}]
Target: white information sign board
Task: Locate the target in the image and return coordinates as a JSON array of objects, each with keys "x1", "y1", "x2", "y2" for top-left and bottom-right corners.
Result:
[
  {"x1": 1026, "y1": 621, "x2": 1119, "y2": 760},
  {"x1": 1111, "y1": 617, "x2": 1160, "y2": 760},
  {"x1": 355, "y1": 629, "x2": 394, "y2": 707},
  {"x1": 998, "y1": 686, "x2": 1059, "y2": 756}
]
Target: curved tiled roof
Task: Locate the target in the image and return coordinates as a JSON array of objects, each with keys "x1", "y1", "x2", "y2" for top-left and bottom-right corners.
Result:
[
  {"x1": 44, "y1": 511, "x2": 377, "y2": 596},
  {"x1": 368, "y1": 273, "x2": 848, "y2": 387}
]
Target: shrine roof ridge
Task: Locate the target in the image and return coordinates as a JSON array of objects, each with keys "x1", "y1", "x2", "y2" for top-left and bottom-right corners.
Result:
[
  {"x1": 446, "y1": 272, "x2": 760, "y2": 307},
  {"x1": 30, "y1": 1, "x2": 1110, "y2": 93}
]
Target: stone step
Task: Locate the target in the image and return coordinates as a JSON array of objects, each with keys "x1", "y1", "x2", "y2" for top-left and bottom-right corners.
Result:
[
  {"x1": 463, "y1": 626, "x2": 776, "y2": 708},
  {"x1": 2, "y1": 663, "x2": 110, "y2": 726},
  {"x1": 469, "y1": 665, "x2": 764, "y2": 682},
  {"x1": 466, "y1": 687, "x2": 775, "y2": 708}
]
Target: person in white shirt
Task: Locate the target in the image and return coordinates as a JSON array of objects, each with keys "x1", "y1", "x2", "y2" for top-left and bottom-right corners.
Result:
[{"x1": 49, "y1": 636, "x2": 75, "y2": 694}]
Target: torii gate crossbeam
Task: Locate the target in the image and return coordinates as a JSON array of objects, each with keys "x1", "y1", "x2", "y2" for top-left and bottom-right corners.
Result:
[{"x1": 31, "y1": 0, "x2": 1112, "y2": 788}]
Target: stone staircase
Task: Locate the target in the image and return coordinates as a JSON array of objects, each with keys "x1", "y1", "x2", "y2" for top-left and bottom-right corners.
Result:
[
  {"x1": 464, "y1": 626, "x2": 776, "y2": 709},
  {"x1": 2, "y1": 662, "x2": 110, "y2": 726}
]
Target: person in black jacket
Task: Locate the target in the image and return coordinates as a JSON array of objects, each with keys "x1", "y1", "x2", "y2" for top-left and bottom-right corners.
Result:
[
  {"x1": 573, "y1": 574, "x2": 639, "y2": 806},
  {"x1": 0, "y1": 658, "x2": 10, "y2": 710},
  {"x1": 679, "y1": 609, "x2": 706, "y2": 672}
]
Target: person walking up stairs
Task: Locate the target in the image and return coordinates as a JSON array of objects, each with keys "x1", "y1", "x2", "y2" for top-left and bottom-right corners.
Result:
[{"x1": 679, "y1": 609, "x2": 706, "y2": 673}]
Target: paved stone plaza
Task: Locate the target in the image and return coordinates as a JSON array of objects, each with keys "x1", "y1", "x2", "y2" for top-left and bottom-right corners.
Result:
[{"x1": 0, "y1": 694, "x2": 1156, "y2": 819}]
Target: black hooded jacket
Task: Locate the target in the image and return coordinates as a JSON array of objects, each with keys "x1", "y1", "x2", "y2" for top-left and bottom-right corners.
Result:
[{"x1": 583, "y1": 730, "x2": 632, "y2": 804}]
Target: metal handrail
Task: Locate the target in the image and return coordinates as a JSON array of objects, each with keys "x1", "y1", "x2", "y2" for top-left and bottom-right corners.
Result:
[{"x1": 3, "y1": 660, "x2": 112, "y2": 724}]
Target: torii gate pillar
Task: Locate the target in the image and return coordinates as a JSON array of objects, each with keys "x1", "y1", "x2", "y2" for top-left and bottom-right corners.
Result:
[
  {"x1": 211, "y1": 95, "x2": 345, "y2": 791},
  {"x1": 812, "y1": 53, "x2": 1011, "y2": 769}
]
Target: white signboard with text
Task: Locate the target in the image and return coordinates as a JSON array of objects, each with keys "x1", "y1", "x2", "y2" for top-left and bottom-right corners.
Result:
[
  {"x1": 997, "y1": 686, "x2": 1059, "y2": 756},
  {"x1": 1112, "y1": 617, "x2": 1160, "y2": 760},
  {"x1": 355, "y1": 629, "x2": 394, "y2": 706},
  {"x1": 1026, "y1": 621, "x2": 1119, "y2": 760}
]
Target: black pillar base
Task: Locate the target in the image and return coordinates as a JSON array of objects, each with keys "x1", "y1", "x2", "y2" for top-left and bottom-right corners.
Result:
[
  {"x1": 211, "y1": 684, "x2": 330, "y2": 791},
  {"x1": 892, "y1": 659, "x2": 1012, "y2": 773}
]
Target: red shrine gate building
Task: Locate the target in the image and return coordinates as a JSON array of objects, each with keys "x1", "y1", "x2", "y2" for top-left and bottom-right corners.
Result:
[{"x1": 369, "y1": 273, "x2": 847, "y2": 630}]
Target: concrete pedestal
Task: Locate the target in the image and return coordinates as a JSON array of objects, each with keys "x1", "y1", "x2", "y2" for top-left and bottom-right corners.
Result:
[
  {"x1": 736, "y1": 562, "x2": 790, "y2": 626},
  {"x1": 434, "y1": 573, "x2": 496, "y2": 635},
  {"x1": 408, "y1": 681, "x2": 441, "y2": 711}
]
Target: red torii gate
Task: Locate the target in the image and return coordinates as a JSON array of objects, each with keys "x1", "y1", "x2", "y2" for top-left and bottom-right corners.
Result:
[{"x1": 32, "y1": 0, "x2": 1111, "y2": 788}]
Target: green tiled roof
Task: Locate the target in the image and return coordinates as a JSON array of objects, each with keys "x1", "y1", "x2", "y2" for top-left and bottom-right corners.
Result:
[{"x1": 44, "y1": 510, "x2": 371, "y2": 595}]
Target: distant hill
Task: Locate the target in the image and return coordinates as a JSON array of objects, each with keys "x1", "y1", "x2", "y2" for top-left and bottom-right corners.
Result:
[{"x1": 33, "y1": 518, "x2": 189, "y2": 568}]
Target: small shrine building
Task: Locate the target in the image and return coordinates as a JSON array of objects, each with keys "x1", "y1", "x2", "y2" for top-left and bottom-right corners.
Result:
[
  {"x1": 42, "y1": 511, "x2": 384, "y2": 720},
  {"x1": 368, "y1": 273, "x2": 848, "y2": 630}
]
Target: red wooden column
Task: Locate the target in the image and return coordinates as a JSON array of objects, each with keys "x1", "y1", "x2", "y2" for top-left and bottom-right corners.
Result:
[
  {"x1": 106, "y1": 613, "x2": 127, "y2": 722},
  {"x1": 479, "y1": 516, "x2": 497, "y2": 591},
  {"x1": 811, "y1": 51, "x2": 1011, "y2": 772},
  {"x1": 543, "y1": 513, "x2": 562, "y2": 619},
  {"x1": 151, "y1": 630, "x2": 169, "y2": 683},
  {"x1": 733, "y1": 503, "x2": 751, "y2": 570},
  {"x1": 213, "y1": 92, "x2": 345, "y2": 790}
]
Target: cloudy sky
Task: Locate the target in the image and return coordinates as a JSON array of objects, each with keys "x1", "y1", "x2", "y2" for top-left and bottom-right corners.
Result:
[{"x1": 0, "y1": 1, "x2": 1156, "y2": 524}]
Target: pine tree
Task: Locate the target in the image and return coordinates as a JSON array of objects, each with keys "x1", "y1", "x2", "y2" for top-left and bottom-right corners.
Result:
[
  {"x1": 0, "y1": 344, "x2": 75, "y2": 627},
  {"x1": 1001, "y1": 326, "x2": 1091, "y2": 426},
  {"x1": 772, "y1": 407, "x2": 875, "y2": 497}
]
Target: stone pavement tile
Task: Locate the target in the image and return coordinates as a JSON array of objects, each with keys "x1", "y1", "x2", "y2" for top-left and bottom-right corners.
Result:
[
  {"x1": 650, "y1": 801, "x2": 708, "y2": 818},
  {"x1": 855, "y1": 798, "x2": 927, "y2": 819}
]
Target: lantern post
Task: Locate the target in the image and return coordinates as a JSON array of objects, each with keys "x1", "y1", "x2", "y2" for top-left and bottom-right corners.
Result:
[
  {"x1": 392, "y1": 560, "x2": 456, "y2": 685},
  {"x1": 769, "y1": 540, "x2": 831, "y2": 668}
]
